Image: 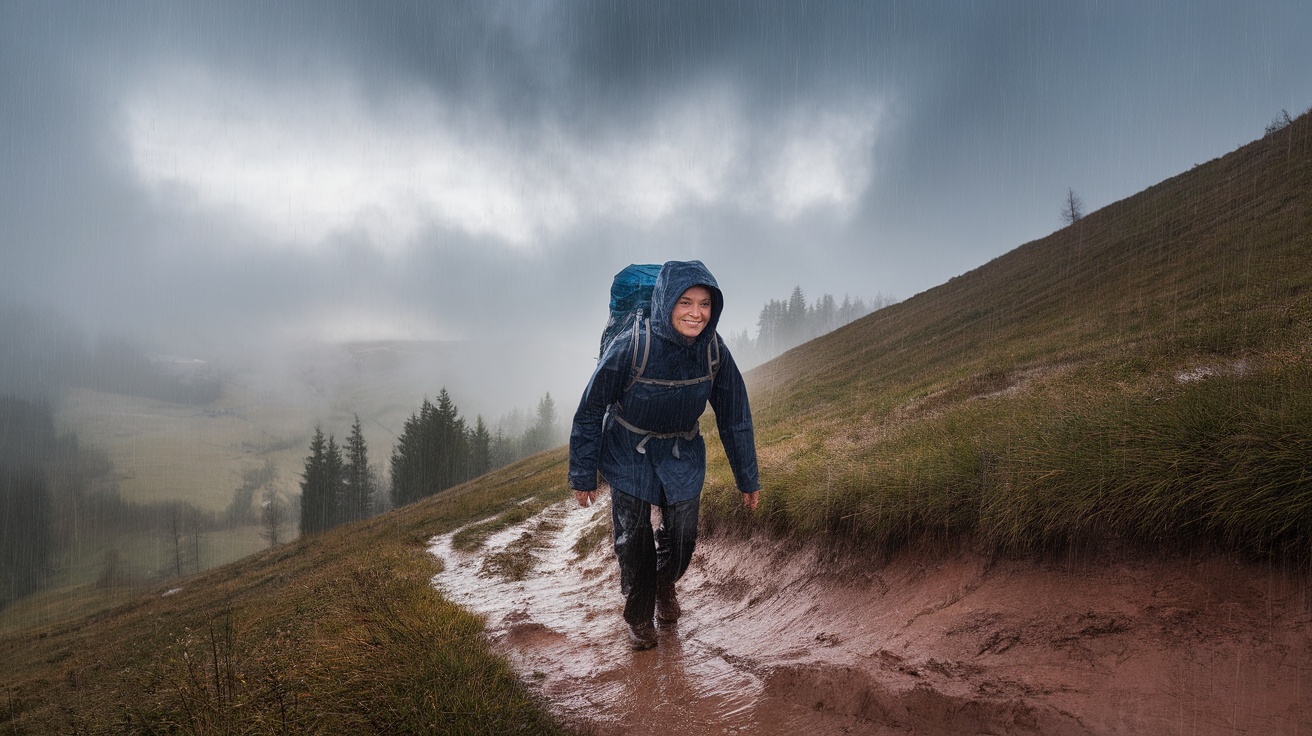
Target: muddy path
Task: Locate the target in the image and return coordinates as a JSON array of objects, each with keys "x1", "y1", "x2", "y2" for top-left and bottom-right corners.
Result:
[{"x1": 430, "y1": 497, "x2": 1312, "y2": 735}]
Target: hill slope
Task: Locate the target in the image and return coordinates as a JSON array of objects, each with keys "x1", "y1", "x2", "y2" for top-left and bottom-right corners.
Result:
[
  {"x1": 3, "y1": 114, "x2": 1311, "y2": 733},
  {"x1": 702, "y1": 112, "x2": 1312, "y2": 556}
]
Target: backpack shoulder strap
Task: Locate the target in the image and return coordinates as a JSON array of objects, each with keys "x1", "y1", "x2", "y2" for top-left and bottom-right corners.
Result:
[
  {"x1": 625, "y1": 311, "x2": 650, "y2": 393},
  {"x1": 707, "y1": 331, "x2": 721, "y2": 380}
]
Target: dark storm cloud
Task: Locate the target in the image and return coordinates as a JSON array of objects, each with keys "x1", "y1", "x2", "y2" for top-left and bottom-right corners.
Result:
[{"x1": 2, "y1": 0, "x2": 1311, "y2": 364}]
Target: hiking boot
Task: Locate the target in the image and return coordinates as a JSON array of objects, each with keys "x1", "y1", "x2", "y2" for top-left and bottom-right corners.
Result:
[
  {"x1": 627, "y1": 620, "x2": 658, "y2": 650},
  {"x1": 655, "y1": 582, "x2": 681, "y2": 625}
]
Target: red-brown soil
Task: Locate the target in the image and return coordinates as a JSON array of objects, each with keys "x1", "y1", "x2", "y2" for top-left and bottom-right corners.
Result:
[{"x1": 431, "y1": 498, "x2": 1312, "y2": 735}]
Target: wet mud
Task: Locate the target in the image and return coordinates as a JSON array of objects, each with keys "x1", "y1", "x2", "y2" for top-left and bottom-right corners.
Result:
[{"x1": 431, "y1": 497, "x2": 1312, "y2": 735}]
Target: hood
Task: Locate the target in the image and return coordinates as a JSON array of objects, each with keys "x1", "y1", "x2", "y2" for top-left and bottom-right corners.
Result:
[{"x1": 649, "y1": 260, "x2": 724, "y2": 346}]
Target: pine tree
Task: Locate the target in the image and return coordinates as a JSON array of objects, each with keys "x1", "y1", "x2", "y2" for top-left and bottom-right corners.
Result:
[
  {"x1": 342, "y1": 414, "x2": 372, "y2": 524},
  {"x1": 469, "y1": 416, "x2": 491, "y2": 478},
  {"x1": 489, "y1": 426, "x2": 516, "y2": 470},
  {"x1": 816, "y1": 294, "x2": 837, "y2": 336},
  {"x1": 785, "y1": 286, "x2": 808, "y2": 348},
  {"x1": 522, "y1": 392, "x2": 559, "y2": 455},
  {"x1": 325, "y1": 434, "x2": 345, "y2": 525},
  {"x1": 432, "y1": 388, "x2": 468, "y2": 491},
  {"x1": 390, "y1": 387, "x2": 471, "y2": 506},
  {"x1": 757, "y1": 298, "x2": 784, "y2": 357},
  {"x1": 838, "y1": 294, "x2": 855, "y2": 324},
  {"x1": 299, "y1": 426, "x2": 340, "y2": 535},
  {"x1": 390, "y1": 399, "x2": 431, "y2": 508}
]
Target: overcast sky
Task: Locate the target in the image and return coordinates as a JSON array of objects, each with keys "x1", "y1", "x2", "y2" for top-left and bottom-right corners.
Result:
[{"x1": 3, "y1": 0, "x2": 1310, "y2": 356}]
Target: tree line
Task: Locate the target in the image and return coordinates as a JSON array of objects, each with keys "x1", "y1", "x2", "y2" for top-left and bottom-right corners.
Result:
[
  {"x1": 1, "y1": 395, "x2": 109, "y2": 607},
  {"x1": 298, "y1": 415, "x2": 379, "y2": 536},
  {"x1": 296, "y1": 389, "x2": 562, "y2": 536},
  {"x1": 725, "y1": 286, "x2": 897, "y2": 368}
]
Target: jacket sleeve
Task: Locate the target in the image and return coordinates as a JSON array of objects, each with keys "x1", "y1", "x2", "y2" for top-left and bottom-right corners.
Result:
[
  {"x1": 568, "y1": 329, "x2": 633, "y2": 491},
  {"x1": 709, "y1": 338, "x2": 761, "y2": 493}
]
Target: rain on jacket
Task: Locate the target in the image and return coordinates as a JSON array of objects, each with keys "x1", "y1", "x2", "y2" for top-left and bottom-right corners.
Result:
[{"x1": 568, "y1": 260, "x2": 760, "y2": 505}]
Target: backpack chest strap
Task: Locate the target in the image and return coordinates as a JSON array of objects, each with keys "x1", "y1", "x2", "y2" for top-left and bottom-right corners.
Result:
[{"x1": 625, "y1": 316, "x2": 722, "y2": 393}]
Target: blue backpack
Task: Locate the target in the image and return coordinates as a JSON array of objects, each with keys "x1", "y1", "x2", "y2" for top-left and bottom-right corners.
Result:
[
  {"x1": 599, "y1": 264, "x2": 721, "y2": 394},
  {"x1": 599, "y1": 264, "x2": 661, "y2": 358}
]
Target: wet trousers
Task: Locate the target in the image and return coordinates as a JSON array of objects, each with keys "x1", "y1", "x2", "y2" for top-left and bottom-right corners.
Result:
[{"x1": 610, "y1": 488, "x2": 700, "y2": 626}]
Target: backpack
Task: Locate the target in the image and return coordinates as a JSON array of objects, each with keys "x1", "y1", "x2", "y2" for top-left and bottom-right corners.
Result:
[
  {"x1": 599, "y1": 264, "x2": 662, "y2": 358},
  {"x1": 599, "y1": 264, "x2": 721, "y2": 393}
]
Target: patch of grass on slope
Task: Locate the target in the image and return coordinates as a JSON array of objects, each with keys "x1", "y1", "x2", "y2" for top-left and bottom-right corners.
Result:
[
  {"x1": 0, "y1": 452, "x2": 572, "y2": 734},
  {"x1": 703, "y1": 112, "x2": 1312, "y2": 559}
]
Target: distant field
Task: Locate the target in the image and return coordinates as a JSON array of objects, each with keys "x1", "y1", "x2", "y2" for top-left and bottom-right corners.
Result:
[
  {"x1": 33, "y1": 339, "x2": 588, "y2": 627},
  {"x1": 57, "y1": 384, "x2": 311, "y2": 512},
  {"x1": 53, "y1": 339, "x2": 594, "y2": 515},
  {"x1": 42, "y1": 384, "x2": 318, "y2": 620}
]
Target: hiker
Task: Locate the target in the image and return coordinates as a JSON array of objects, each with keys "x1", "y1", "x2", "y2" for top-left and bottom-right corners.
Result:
[{"x1": 568, "y1": 260, "x2": 761, "y2": 650}]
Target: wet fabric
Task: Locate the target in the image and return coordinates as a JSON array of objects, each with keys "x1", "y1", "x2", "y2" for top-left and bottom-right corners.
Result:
[
  {"x1": 611, "y1": 487, "x2": 700, "y2": 626},
  {"x1": 569, "y1": 260, "x2": 760, "y2": 505},
  {"x1": 599, "y1": 263, "x2": 662, "y2": 358}
]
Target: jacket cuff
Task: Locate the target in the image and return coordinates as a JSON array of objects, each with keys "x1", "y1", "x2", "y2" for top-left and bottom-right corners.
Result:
[{"x1": 568, "y1": 472, "x2": 598, "y2": 492}]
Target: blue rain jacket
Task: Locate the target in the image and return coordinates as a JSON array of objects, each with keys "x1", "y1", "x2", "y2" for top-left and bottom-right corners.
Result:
[{"x1": 569, "y1": 260, "x2": 760, "y2": 504}]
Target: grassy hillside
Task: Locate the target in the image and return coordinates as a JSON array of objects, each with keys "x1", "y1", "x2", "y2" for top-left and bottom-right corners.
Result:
[
  {"x1": 3, "y1": 114, "x2": 1309, "y2": 733},
  {"x1": 0, "y1": 451, "x2": 574, "y2": 733},
  {"x1": 701, "y1": 111, "x2": 1312, "y2": 557}
]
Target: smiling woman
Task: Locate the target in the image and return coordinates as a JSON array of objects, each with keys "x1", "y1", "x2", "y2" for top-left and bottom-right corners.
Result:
[
  {"x1": 671, "y1": 285, "x2": 712, "y2": 341},
  {"x1": 569, "y1": 260, "x2": 761, "y2": 651}
]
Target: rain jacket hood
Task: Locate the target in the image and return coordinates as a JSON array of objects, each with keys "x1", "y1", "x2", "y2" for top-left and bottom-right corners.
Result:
[{"x1": 649, "y1": 260, "x2": 724, "y2": 347}]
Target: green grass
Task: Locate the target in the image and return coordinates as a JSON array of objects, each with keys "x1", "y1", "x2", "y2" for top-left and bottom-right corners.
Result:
[
  {"x1": 702, "y1": 112, "x2": 1312, "y2": 559},
  {"x1": 56, "y1": 385, "x2": 311, "y2": 514},
  {"x1": 451, "y1": 495, "x2": 560, "y2": 553},
  {"x1": 1, "y1": 524, "x2": 273, "y2": 634},
  {"x1": 480, "y1": 505, "x2": 568, "y2": 583},
  {"x1": 571, "y1": 512, "x2": 612, "y2": 561},
  {"x1": 0, "y1": 583, "x2": 141, "y2": 638}
]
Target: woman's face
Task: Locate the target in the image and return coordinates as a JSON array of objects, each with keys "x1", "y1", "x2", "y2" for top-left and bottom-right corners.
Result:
[{"x1": 671, "y1": 285, "x2": 712, "y2": 341}]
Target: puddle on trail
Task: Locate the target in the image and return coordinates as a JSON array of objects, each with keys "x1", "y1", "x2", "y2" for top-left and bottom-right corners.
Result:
[{"x1": 429, "y1": 498, "x2": 889, "y2": 735}]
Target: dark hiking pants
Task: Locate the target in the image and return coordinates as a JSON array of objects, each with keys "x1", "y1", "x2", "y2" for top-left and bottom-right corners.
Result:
[{"x1": 610, "y1": 488, "x2": 700, "y2": 626}]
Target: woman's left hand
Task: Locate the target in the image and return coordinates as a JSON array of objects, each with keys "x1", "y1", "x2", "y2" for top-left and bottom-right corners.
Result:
[{"x1": 742, "y1": 490, "x2": 759, "y2": 511}]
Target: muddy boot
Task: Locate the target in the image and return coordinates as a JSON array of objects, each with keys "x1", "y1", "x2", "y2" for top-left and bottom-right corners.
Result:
[
  {"x1": 655, "y1": 581, "x2": 681, "y2": 625},
  {"x1": 626, "y1": 620, "x2": 658, "y2": 650}
]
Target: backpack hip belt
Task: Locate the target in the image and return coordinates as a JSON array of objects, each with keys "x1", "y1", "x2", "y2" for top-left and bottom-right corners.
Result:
[{"x1": 611, "y1": 413, "x2": 700, "y2": 458}]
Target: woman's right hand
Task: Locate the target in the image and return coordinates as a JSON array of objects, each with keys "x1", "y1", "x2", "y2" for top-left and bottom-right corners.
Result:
[{"x1": 574, "y1": 489, "x2": 599, "y2": 507}]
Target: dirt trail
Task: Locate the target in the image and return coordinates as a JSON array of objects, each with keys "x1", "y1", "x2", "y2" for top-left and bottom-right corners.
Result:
[{"x1": 430, "y1": 497, "x2": 1312, "y2": 735}]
